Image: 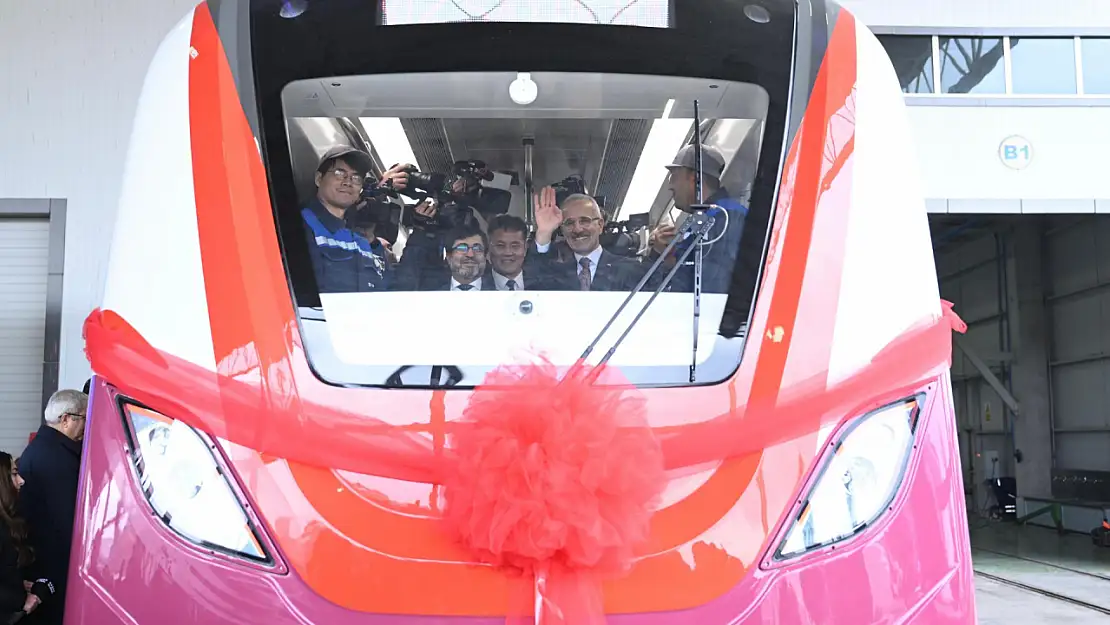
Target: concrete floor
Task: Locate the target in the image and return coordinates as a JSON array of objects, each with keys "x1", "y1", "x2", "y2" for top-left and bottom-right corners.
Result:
[
  {"x1": 970, "y1": 519, "x2": 1110, "y2": 623},
  {"x1": 975, "y1": 576, "x2": 1103, "y2": 624}
]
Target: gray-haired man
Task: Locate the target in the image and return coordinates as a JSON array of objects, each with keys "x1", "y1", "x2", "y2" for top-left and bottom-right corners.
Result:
[{"x1": 19, "y1": 389, "x2": 87, "y2": 625}]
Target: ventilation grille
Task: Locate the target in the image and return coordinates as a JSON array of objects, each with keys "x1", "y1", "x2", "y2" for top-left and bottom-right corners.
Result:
[
  {"x1": 593, "y1": 119, "x2": 650, "y2": 219},
  {"x1": 400, "y1": 118, "x2": 455, "y2": 173}
]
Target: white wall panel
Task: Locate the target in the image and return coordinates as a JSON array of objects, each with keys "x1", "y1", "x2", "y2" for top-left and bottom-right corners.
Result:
[
  {"x1": 0, "y1": 0, "x2": 200, "y2": 389},
  {"x1": 908, "y1": 107, "x2": 1110, "y2": 204}
]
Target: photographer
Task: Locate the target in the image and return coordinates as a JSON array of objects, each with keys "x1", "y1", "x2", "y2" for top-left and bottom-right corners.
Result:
[
  {"x1": 300, "y1": 146, "x2": 413, "y2": 293},
  {"x1": 397, "y1": 160, "x2": 507, "y2": 245},
  {"x1": 346, "y1": 199, "x2": 398, "y2": 265},
  {"x1": 391, "y1": 161, "x2": 511, "y2": 291}
]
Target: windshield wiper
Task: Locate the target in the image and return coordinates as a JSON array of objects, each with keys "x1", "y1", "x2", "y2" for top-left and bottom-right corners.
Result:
[
  {"x1": 385, "y1": 364, "x2": 464, "y2": 388},
  {"x1": 573, "y1": 99, "x2": 717, "y2": 384}
]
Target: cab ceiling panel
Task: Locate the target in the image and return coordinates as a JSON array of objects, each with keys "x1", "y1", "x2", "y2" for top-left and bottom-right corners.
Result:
[
  {"x1": 281, "y1": 74, "x2": 756, "y2": 119},
  {"x1": 432, "y1": 118, "x2": 626, "y2": 194}
]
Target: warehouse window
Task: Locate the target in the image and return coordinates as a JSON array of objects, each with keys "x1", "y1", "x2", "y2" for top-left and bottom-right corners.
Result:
[
  {"x1": 876, "y1": 35, "x2": 935, "y2": 94},
  {"x1": 938, "y1": 37, "x2": 1006, "y2": 95},
  {"x1": 874, "y1": 33, "x2": 1110, "y2": 100},
  {"x1": 1081, "y1": 38, "x2": 1110, "y2": 94},
  {"x1": 1009, "y1": 38, "x2": 1078, "y2": 95}
]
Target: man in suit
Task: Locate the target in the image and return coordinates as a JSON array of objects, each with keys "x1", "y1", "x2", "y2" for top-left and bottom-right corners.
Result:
[
  {"x1": 486, "y1": 214, "x2": 566, "y2": 291},
  {"x1": 441, "y1": 224, "x2": 496, "y2": 291},
  {"x1": 486, "y1": 214, "x2": 529, "y2": 291},
  {"x1": 19, "y1": 389, "x2": 87, "y2": 625},
  {"x1": 530, "y1": 189, "x2": 645, "y2": 291}
]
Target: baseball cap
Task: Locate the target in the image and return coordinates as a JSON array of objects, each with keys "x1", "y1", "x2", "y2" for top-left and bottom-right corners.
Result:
[
  {"x1": 665, "y1": 144, "x2": 727, "y2": 180},
  {"x1": 316, "y1": 145, "x2": 373, "y2": 174}
]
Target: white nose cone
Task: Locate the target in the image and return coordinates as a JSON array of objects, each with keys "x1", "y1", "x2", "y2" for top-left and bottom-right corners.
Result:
[{"x1": 509, "y1": 73, "x2": 538, "y2": 105}]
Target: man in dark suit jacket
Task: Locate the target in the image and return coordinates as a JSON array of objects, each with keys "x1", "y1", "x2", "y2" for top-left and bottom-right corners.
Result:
[
  {"x1": 442, "y1": 224, "x2": 494, "y2": 291},
  {"x1": 19, "y1": 389, "x2": 87, "y2": 625},
  {"x1": 529, "y1": 189, "x2": 646, "y2": 291},
  {"x1": 486, "y1": 214, "x2": 569, "y2": 292},
  {"x1": 401, "y1": 223, "x2": 498, "y2": 291}
]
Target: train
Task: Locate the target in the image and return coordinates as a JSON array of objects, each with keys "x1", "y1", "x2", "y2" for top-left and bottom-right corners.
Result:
[{"x1": 71, "y1": 0, "x2": 976, "y2": 623}]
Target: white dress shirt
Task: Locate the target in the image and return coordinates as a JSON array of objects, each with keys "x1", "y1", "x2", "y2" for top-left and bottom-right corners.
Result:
[
  {"x1": 450, "y1": 277, "x2": 482, "y2": 291},
  {"x1": 492, "y1": 271, "x2": 524, "y2": 291},
  {"x1": 534, "y1": 242, "x2": 603, "y2": 280}
]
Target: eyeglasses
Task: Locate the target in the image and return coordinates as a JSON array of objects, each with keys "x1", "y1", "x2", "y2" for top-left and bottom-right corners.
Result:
[
  {"x1": 328, "y1": 169, "x2": 365, "y2": 185},
  {"x1": 450, "y1": 243, "x2": 486, "y2": 254},
  {"x1": 65, "y1": 412, "x2": 86, "y2": 421},
  {"x1": 561, "y1": 217, "x2": 602, "y2": 229}
]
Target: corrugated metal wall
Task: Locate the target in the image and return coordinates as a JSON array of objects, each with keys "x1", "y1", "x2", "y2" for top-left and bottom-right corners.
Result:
[
  {"x1": 937, "y1": 215, "x2": 1110, "y2": 506},
  {"x1": 1044, "y1": 216, "x2": 1110, "y2": 470},
  {"x1": 935, "y1": 225, "x2": 1015, "y2": 512}
]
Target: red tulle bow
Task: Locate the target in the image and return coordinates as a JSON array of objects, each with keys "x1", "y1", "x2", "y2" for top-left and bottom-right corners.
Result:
[{"x1": 442, "y1": 360, "x2": 666, "y2": 624}]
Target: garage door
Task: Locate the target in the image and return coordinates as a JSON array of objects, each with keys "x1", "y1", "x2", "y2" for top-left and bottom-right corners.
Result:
[
  {"x1": 0, "y1": 218, "x2": 50, "y2": 456},
  {"x1": 1045, "y1": 216, "x2": 1110, "y2": 471}
]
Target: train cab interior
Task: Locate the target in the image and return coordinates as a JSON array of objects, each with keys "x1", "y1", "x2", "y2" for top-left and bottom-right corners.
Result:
[{"x1": 273, "y1": 71, "x2": 774, "y2": 388}]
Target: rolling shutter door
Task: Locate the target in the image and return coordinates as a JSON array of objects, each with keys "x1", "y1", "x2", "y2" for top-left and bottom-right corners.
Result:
[{"x1": 0, "y1": 218, "x2": 50, "y2": 455}]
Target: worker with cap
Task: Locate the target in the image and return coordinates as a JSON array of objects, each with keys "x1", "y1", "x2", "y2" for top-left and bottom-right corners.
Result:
[
  {"x1": 648, "y1": 143, "x2": 749, "y2": 296},
  {"x1": 301, "y1": 145, "x2": 411, "y2": 293}
]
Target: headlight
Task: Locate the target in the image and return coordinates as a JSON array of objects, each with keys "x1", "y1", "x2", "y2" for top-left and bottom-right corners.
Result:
[
  {"x1": 123, "y1": 403, "x2": 267, "y2": 561},
  {"x1": 777, "y1": 397, "x2": 921, "y2": 559}
]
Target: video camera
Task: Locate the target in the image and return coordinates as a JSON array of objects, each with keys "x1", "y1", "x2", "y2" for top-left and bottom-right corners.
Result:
[
  {"x1": 551, "y1": 174, "x2": 606, "y2": 210},
  {"x1": 346, "y1": 198, "x2": 399, "y2": 244},
  {"x1": 363, "y1": 160, "x2": 510, "y2": 232},
  {"x1": 600, "y1": 211, "x2": 650, "y2": 258}
]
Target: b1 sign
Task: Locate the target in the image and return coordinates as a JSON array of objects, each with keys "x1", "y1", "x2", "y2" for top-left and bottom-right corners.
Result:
[{"x1": 998, "y1": 135, "x2": 1033, "y2": 170}]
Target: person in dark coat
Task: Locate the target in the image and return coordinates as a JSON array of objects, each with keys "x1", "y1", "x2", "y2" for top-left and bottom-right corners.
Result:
[
  {"x1": 18, "y1": 390, "x2": 86, "y2": 625},
  {"x1": 0, "y1": 452, "x2": 52, "y2": 623},
  {"x1": 529, "y1": 190, "x2": 648, "y2": 292}
]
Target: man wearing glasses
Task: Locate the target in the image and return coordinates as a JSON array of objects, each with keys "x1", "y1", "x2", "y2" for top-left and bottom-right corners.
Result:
[
  {"x1": 531, "y1": 189, "x2": 645, "y2": 291},
  {"x1": 441, "y1": 225, "x2": 495, "y2": 291},
  {"x1": 300, "y1": 145, "x2": 411, "y2": 293},
  {"x1": 18, "y1": 389, "x2": 88, "y2": 624}
]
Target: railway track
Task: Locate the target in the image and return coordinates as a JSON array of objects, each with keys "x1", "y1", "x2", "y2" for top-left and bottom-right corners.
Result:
[
  {"x1": 974, "y1": 569, "x2": 1110, "y2": 617},
  {"x1": 972, "y1": 546, "x2": 1110, "y2": 616},
  {"x1": 971, "y1": 545, "x2": 1110, "y2": 582}
]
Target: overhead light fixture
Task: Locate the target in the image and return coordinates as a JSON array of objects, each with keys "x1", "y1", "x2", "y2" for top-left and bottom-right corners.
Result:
[
  {"x1": 509, "y1": 73, "x2": 539, "y2": 105},
  {"x1": 616, "y1": 117, "x2": 693, "y2": 221}
]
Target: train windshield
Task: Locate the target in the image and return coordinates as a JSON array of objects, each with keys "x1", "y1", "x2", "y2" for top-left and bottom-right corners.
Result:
[
  {"x1": 253, "y1": 0, "x2": 797, "y2": 389},
  {"x1": 276, "y1": 71, "x2": 770, "y2": 388}
]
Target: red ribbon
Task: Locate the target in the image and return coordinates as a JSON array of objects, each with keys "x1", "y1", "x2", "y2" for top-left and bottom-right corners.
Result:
[{"x1": 83, "y1": 301, "x2": 966, "y2": 623}]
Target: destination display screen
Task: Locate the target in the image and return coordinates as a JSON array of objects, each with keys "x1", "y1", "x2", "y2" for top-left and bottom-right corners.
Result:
[{"x1": 380, "y1": 0, "x2": 674, "y2": 28}]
